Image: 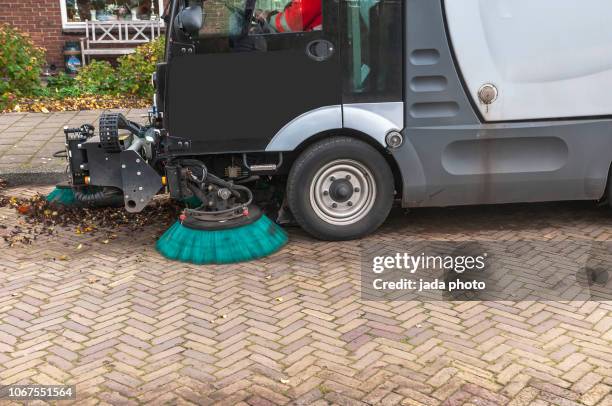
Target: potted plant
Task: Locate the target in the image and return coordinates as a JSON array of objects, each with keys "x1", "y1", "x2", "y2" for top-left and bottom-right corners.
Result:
[
  {"x1": 117, "y1": 4, "x2": 130, "y2": 19},
  {"x1": 105, "y1": 3, "x2": 119, "y2": 20}
]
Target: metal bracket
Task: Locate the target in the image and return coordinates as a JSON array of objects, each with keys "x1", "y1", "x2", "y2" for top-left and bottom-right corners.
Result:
[
  {"x1": 171, "y1": 41, "x2": 196, "y2": 56},
  {"x1": 120, "y1": 150, "x2": 163, "y2": 213},
  {"x1": 242, "y1": 153, "x2": 283, "y2": 173}
]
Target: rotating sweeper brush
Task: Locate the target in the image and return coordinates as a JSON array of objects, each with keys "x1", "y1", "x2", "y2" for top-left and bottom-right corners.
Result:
[{"x1": 156, "y1": 162, "x2": 288, "y2": 264}]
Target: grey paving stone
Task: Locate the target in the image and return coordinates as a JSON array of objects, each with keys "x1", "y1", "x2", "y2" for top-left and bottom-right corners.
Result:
[{"x1": 0, "y1": 155, "x2": 32, "y2": 164}]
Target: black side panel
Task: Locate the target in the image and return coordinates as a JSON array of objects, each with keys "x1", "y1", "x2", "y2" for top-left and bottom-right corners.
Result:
[
  {"x1": 167, "y1": 51, "x2": 340, "y2": 153},
  {"x1": 404, "y1": 0, "x2": 478, "y2": 127}
]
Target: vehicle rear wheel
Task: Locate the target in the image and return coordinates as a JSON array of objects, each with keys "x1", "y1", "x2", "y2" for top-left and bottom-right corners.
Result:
[{"x1": 287, "y1": 136, "x2": 394, "y2": 240}]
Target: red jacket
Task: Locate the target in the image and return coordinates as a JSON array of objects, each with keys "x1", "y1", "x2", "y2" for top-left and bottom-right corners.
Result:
[{"x1": 270, "y1": 0, "x2": 322, "y2": 33}]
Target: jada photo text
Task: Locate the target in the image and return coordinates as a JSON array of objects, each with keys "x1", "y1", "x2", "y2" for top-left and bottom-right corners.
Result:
[{"x1": 360, "y1": 240, "x2": 612, "y2": 302}]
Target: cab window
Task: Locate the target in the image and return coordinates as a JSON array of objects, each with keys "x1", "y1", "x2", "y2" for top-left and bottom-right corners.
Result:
[
  {"x1": 341, "y1": 0, "x2": 402, "y2": 102},
  {"x1": 199, "y1": 0, "x2": 323, "y2": 38}
]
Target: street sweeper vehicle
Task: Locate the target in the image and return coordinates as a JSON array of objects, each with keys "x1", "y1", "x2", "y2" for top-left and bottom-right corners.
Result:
[{"x1": 50, "y1": 0, "x2": 612, "y2": 263}]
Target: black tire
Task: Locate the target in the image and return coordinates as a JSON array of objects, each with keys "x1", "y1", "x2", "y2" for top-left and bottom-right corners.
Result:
[{"x1": 287, "y1": 136, "x2": 394, "y2": 240}]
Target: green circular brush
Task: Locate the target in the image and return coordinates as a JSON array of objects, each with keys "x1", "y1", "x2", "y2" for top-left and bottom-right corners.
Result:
[
  {"x1": 156, "y1": 206, "x2": 288, "y2": 264},
  {"x1": 46, "y1": 185, "x2": 77, "y2": 205}
]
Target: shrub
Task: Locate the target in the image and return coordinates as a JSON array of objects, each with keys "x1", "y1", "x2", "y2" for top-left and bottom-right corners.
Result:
[
  {"x1": 0, "y1": 24, "x2": 45, "y2": 107},
  {"x1": 75, "y1": 60, "x2": 118, "y2": 94},
  {"x1": 34, "y1": 72, "x2": 81, "y2": 99},
  {"x1": 1, "y1": 35, "x2": 164, "y2": 111},
  {"x1": 47, "y1": 72, "x2": 76, "y2": 90},
  {"x1": 117, "y1": 36, "x2": 165, "y2": 96}
]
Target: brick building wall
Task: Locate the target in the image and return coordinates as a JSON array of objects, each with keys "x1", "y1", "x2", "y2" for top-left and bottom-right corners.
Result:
[{"x1": 0, "y1": 0, "x2": 78, "y2": 68}]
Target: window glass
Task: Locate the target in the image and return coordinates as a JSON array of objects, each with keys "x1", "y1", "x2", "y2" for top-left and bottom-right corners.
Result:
[
  {"x1": 64, "y1": 0, "x2": 163, "y2": 23},
  {"x1": 342, "y1": 0, "x2": 402, "y2": 101},
  {"x1": 199, "y1": 0, "x2": 323, "y2": 38}
]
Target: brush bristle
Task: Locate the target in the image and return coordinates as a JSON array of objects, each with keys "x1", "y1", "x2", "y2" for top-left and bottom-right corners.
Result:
[
  {"x1": 156, "y1": 214, "x2": 288, "y2": 264},
  {"x1": 46, "y1": 187, "x2": 76, "y2": 205}
]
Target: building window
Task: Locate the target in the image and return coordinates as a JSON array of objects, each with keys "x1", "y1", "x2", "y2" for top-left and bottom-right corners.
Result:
[{"x1": 60, "y1": 0, "x2": 166, "y2": 29}]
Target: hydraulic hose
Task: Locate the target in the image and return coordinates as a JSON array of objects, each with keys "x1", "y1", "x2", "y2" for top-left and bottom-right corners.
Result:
[
  {"x1": 74, "y1": 187, "x2": 124, "y2": 207},
  {"x1": 206, "y1": 173, "x2": 241, "y2": 199},
  {"x1": 179, "y1": 159, "x2": 208, "y2": 183}
]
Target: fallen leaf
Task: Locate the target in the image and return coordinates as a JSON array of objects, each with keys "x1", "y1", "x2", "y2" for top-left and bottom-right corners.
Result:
[
  {"x1": 76, "y1": 244, "x2": 83, "y2": 250},
  {"x1": 58, "y1": 255, "x2": 68, "y2": 261},
  {"x1": 40, "y1": 107, "x2": 49, "y2": 114},
  {"x1": 102, "y1": 239, "x2": 109, "y2": 244},
  {"x1": 280, "y1": 378, "x2": 290, "y2": 384},
  {"x1": 275, "y1": 297, "x2": 283, "y2": 302}
]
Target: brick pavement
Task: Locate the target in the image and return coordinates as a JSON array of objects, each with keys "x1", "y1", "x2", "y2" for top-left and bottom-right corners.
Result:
[
  {"x1": 0, "y1": 110, "x2": 147, "y2": 181},
  {"x1": 0, "y1": 186, "x2": 611, "y2": 405}
]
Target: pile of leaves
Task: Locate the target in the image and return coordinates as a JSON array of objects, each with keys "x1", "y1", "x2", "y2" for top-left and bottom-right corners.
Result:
[
  {"x1": 0, "y1": 192, "x2": 182, "y2": 247},
  {"x1": 1, "y1": 23, "x2": 165, "y2": 112},
  {"x1": 5, "y1": 95, "x2": 150, "y2": 113}
]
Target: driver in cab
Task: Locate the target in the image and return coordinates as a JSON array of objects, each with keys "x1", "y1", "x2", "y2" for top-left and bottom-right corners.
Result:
[{"x1": 255, "y1": 0, "x2": 322, "y2": 32}]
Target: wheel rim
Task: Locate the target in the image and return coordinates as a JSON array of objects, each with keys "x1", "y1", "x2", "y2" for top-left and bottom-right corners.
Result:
[{"x1": 309, "y1": 159, "x2": 376, "y2": 225}]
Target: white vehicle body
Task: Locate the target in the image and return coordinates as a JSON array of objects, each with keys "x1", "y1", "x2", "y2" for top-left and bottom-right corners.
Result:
[{"x1": 446, "y1": 0, "x2": 612, "y2": 121}]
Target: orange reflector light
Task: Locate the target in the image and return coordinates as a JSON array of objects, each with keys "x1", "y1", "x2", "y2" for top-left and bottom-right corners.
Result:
[
  {"x1": 84, "y1": 176, "x2": 90, "y2": 185},
  {"x1": 161, "y1": 176, "x2": 167, "y2": 186}
]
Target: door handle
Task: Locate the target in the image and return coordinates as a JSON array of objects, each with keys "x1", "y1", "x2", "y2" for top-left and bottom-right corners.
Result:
[{"x1": 306, "y1": 39, "x2": 335, "y2": 62}]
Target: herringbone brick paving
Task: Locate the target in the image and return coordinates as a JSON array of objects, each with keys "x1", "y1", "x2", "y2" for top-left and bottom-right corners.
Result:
[{"x1": 0, "y1": 185, "x2": 610, "y2": 405}]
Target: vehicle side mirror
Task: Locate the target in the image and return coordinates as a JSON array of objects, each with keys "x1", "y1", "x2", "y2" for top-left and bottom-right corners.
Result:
[{"x1": 177, "y1": 4, "x2": 203, "y2": 36}]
